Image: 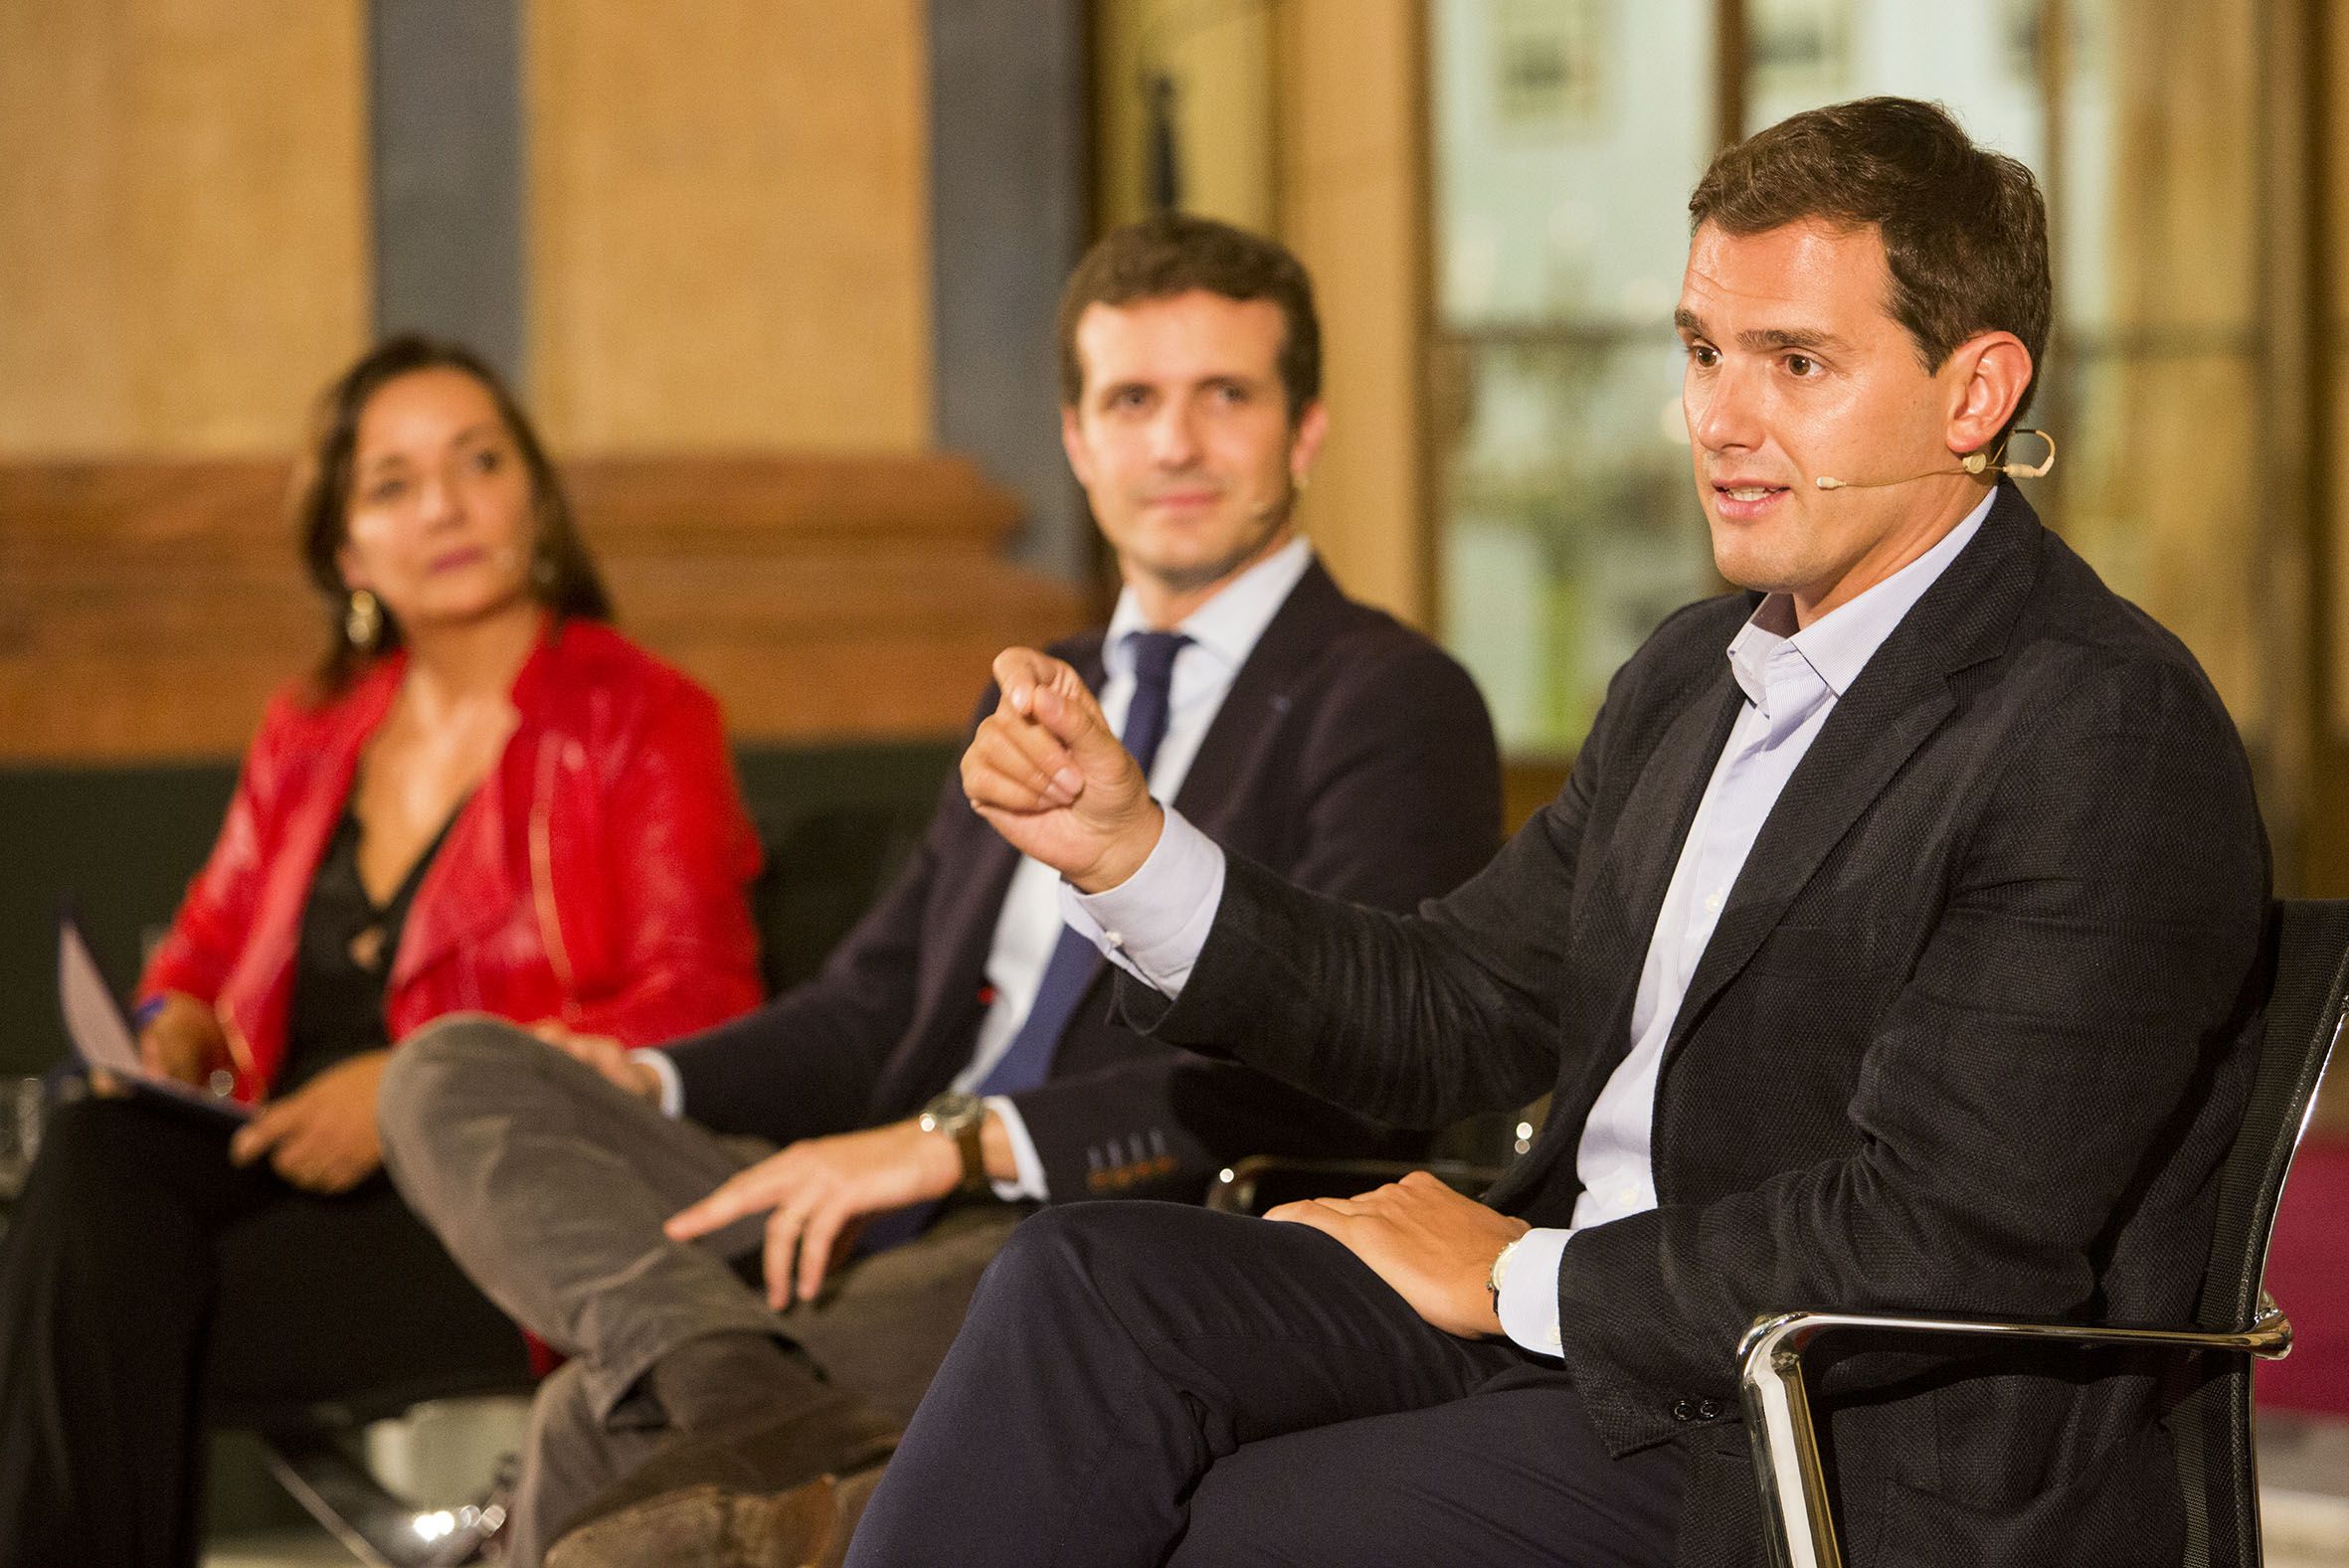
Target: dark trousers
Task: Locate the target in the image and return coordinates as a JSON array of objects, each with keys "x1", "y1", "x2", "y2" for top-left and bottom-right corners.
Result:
[
  {"x1": 846, "y1": 1201, "x2": 1685, "y2": 1568},
  {"x1": 0, "y1": 1094, "x2": 527, "y2": 1568}
]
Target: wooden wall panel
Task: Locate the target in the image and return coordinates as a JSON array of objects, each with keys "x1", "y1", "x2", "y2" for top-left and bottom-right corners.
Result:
[
  {"x1": 0, "y1": 456, "x2": 1086, "y2": 763},
  {"x1": 0, "y1": 0, "x2": 369, "y2": 455},
  {"x1": 1275, "y1": 0, "x2": 1430, "y2": 629},
  {"x1": 526, "y1": 0, "x2": 932, "y2": 453}
]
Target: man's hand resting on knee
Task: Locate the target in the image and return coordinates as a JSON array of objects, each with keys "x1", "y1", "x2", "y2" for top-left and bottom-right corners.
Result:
[
  {"x1": 1266, "y1": 1170, "x2": 1532, "y2": 1339},
  {"x1": 528, "y1": 1020, "x2": 663, "y2": 1105},
  {"x1": 664, "y1": 1120, "x2": 997, "y2": 1309}
]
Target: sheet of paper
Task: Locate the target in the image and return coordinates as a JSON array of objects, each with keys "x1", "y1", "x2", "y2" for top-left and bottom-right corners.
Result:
[{"x1": 57, "y1": 917, "x2": 251, "y2": 1124}]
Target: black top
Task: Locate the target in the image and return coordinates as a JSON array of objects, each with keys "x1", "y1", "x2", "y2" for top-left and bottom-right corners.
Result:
[{"x1": 279, "y1": 803, "x2": 464, "y2": 1095}]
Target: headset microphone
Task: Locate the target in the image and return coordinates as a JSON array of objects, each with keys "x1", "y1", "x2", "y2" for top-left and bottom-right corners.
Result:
[{"x1": 1814, "y1": 428, "x2": 2057, "y2": 491}]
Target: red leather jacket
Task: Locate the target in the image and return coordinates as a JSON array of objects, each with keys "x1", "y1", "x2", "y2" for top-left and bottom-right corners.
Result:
[{"x1": 139, "y1": 618, "x2": 765, "y2": 1099}]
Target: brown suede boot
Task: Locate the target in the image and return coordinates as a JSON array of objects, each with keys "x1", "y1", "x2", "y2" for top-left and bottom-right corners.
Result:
[
  {"x1": 540, "y1": 1401, "x2": 897, "y2": 1568},
  {"x1": 544, "y1": 1474, "x2": 840, "y2": 1568}
]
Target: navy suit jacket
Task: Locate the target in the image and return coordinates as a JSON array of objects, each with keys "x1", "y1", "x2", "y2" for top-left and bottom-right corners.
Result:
[
  {"x1": 1129, "y1": 489, "x2": 2269, "y2": 1567},
  {"x1": 666, "y1": 556, "x2": 1503, "y2": 1202}
]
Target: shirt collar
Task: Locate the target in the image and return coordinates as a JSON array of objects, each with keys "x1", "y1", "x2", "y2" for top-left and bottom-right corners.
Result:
[
  {"x1": 1725, "y1": 486, "x2": 1995, "y2": 708},
  {"x1": 1104, "y1": 535, "x2": 1314, "y2": 686}
]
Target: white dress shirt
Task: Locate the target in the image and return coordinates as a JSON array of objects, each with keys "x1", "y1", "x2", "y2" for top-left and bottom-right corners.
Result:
[
  {"x1": 1073, "y1": 491, "x2": 1993, "y2": 1355},
  {"x1": 638, "y1": 536, "x2": 1317, "y2": 1205}
]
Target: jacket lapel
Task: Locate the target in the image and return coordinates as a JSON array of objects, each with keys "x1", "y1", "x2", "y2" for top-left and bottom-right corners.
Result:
[
  {"x1": 1490, "y1": 669, "x2": 1742, "y2": 1211},
  {"x1": 942, "y1": 564, "x2": 1338, "y2": 1064},
  {"x1": 1588, "y1": 672, "x2": 1744, "y2": 995},
  {"x1": 1170, "y1": 558, "x2": 1344, "y2": 837},
  {"x1": 882, "y1": 563, "x2": 1342, "y2": 1109},
  {"x1": 876, "y1": 641, "x2": 1109, "y2": 1113},
  {"x1": 387, "y1": 728, "x2": 526, "y2": 991},
  {"x1": 386, "y1": 628, "x2": 566, "y2": 992},
  {"x1": 1665, "y1": 485, "x2": 2042, "y2": 1051}
]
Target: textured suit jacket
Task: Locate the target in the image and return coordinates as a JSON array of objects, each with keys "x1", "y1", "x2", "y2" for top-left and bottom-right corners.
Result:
[
  {"x1": 667, "y1": 556, "x2": 1502, "y2": 1202},
  {"x1": 1131, "y1": 486, "x2": 2269, "y2": 1567}
]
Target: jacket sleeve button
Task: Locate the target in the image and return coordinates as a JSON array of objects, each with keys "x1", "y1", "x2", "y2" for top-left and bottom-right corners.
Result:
[
  {"x1": 1697, "y1": 1398, "x2": 1721, "y2": 1421},
  {"x1": 1671, "y1": 1399, "x2": 1696, "y2": 1422}
]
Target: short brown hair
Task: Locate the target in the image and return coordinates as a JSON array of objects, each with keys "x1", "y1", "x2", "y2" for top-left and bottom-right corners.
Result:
[
  {"x1": 1689, "y1": 96, "x2": 2050, "y2": 440},
  {"x1": 294, "y1": 335, "x2": 613, "y2": 696},
  {"x1": 1055, "y1": 214, "x2": 1321, "y2": 419}
]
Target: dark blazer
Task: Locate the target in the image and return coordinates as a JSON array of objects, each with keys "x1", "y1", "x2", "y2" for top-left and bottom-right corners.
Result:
[
  {"x1": 1130, "y1": 487, "x2": 2269, "y2": 1568},
  {"x1": 666, "y1": 556, "x2": 1502, "y2": 1202}
]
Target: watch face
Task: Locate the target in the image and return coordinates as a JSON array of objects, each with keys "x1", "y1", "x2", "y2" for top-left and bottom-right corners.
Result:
[{"x1": 923, "y1": 1091, "x2": 983, "y2": 1132}]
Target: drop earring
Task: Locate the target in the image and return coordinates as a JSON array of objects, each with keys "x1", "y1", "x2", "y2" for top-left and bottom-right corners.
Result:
[{"x1": 345, "y1": 588, "x2": 383, "y2": 651}]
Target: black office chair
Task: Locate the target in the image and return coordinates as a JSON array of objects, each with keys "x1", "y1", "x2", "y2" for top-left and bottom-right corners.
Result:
[{"x1": 1739, "y1": 898, "x2": 2349, "y2": 1568}]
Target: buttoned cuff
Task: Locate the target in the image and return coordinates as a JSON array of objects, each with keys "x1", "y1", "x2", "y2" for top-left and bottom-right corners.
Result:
[
  {"x1": 1059, "y1": 806, "x2": 1225, "y2": 997},
  {"x1": 1498, "y1": 1226, "x2": 1571, "y2": 1358},
  {"x1": 630, "y1": 1047, "x2": 685, "y2": 1120},
  {"x1": 982, "y1": 1095, "x2": 1049, "y2": 1201}
]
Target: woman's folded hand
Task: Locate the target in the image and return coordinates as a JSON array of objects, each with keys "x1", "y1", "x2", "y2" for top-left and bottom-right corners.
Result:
[{"x1": 227, "y1": 1050, "x2": 391, "y2": 1193}]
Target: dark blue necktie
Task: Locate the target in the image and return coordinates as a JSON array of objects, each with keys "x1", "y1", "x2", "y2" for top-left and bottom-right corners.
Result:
[
  {"x1": 973, "y1": 628, "x2": 1187, "y2": 1099},
  {"x1": 860, "y1": 630, "x2": 1188, "y2": 1252}
]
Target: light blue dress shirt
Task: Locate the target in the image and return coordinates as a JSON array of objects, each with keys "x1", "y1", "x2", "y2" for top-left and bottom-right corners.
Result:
[{"x1": 1071, "y1": 491, "x2": 1993, "y2": 1354}]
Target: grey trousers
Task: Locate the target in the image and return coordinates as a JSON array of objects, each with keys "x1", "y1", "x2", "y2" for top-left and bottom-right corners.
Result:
[{"x1": 377, "y1": 1016, "x2": 1025, "y2": 1566}]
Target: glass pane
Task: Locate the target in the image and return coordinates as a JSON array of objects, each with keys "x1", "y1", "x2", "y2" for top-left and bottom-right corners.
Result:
[
  {"x1": 2053, "y1": 0, "x2": 2262, "y2": 740},
  {"x1": 2060, "y1": 353, "x2": 2262, "y2": 724},
  {"x1": 1740, "y1": 0, "x2": 2265, "y2": 744},
  {"x1": 1745, "y1": 0, "x2": 2047, "y2": 172},
  {"x1": 1429, "y1": 0, "x2": 1717, "y2": 755}
]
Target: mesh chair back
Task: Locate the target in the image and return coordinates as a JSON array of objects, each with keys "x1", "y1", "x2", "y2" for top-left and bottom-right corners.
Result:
[{"x1": 2178, "y1": 898, "x2": 2349, "y2": 1567}]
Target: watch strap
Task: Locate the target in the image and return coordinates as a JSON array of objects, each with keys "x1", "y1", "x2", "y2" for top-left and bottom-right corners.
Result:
[
  {"x1": 950, "y1": 1114, "x2": 988, "y2": 1194},
  {"x1": 920, "y1": 1093, "x2": 992, "y2": 1195},
  {"x1": 1486, "y1": 1235, "x2": 1525, "y2": 1328}
]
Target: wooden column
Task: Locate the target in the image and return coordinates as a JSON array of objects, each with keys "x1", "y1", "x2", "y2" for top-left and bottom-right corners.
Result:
[{"x1": 1275, "y1": 0, "x2": 1432, "y2": 628}]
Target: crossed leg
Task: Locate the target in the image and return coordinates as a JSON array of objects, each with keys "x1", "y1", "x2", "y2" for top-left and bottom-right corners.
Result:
[{"x1": 845, "y1": 1201, "x2": 1682, "y2": 1568}]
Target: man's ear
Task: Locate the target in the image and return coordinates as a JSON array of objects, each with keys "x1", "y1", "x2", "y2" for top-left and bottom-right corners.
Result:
[
  {"x1": 1060, "y1": 405, "x2": 1096, "y2": 489},
  {"x1": 1288, "y1": 400, "x2": 1330, "y2": 482},
  {"x1": 1942, "y1": 330, "x2": 2033, "y2": 458}
]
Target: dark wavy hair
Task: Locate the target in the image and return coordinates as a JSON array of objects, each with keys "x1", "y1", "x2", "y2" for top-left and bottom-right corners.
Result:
[
  {"x1": 1690, "y1": 96, "x2": 2051, "y2": 444},
  {"x1": 294, "y1": 335, "x2": 612, "y2": 695}
]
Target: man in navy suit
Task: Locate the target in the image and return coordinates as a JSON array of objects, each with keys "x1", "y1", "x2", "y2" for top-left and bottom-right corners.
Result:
[
  {"x1": 377, "y1": 214, "x2": 1500, "y2": 1566},
  {"x1": 861, "y1": 98, "x2": 2267, "y2": 1568}
]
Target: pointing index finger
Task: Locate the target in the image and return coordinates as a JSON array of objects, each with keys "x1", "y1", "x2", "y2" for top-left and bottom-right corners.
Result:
[{"x1": 665, "y1": 1183, "x2": 742, "y2": 1242}]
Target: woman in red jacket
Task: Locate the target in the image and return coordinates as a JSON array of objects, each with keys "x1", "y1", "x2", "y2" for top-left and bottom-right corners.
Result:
[{"x1": 0, "y1": 336, "x2": 766, "y2": 1567}]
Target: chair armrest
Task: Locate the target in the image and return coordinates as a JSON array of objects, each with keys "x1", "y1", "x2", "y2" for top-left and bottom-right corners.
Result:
[
  {"x1": 1735, "y1": 1297, "x2": 2294, "y2": 1568},
  {"x1": 1204, "y1": 1155, "x2": 1508, "y2": 1216}
]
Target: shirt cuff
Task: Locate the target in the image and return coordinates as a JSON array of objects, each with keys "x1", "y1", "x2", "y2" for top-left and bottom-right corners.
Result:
[
  {"x1": 1497, "y1": 1226, "x2": 1571, "y2": 1358},
  {"x1": 1059, "y1": 806, "x2": 1225, "y2": 997},
  {"x1": 981, "y1": 1095, "x2": 1049, "y2": 1201},
  {"x1": 630, "y1": 1047, "x2": 685, "y2": 1120}
]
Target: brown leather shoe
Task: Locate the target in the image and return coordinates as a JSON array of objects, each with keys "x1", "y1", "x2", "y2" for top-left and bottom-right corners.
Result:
[{"x1": 543, "y1": 1473, "x2": 839, "y2": 1568}]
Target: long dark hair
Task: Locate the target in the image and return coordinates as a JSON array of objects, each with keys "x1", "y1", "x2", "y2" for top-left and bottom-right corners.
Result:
[{"x1": 294, "y1": 335, "x2": 613, "y2": 695}]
